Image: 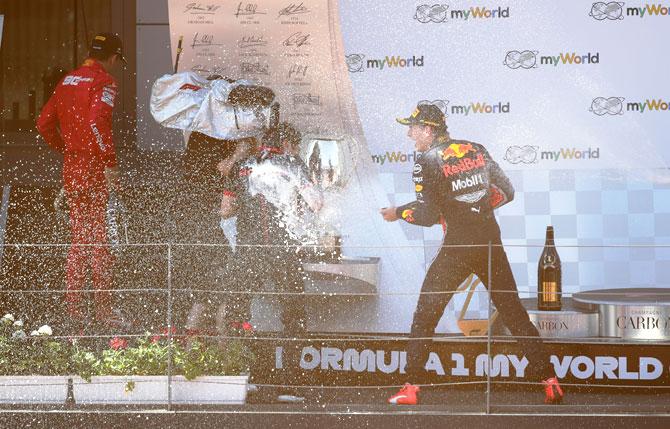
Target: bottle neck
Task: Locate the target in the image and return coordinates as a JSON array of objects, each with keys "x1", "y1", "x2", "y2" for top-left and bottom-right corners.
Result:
[{"x1": 545, "y1": 229, "x2": 555, "y2": 246}]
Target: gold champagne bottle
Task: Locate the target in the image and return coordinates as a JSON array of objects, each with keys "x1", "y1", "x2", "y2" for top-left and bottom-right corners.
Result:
[{"x1": 538, "y1": 226, "x2": 562, "y2": 311}]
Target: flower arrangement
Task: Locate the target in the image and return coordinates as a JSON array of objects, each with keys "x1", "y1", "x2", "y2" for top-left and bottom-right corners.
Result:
[
  {"x1": 0, "y1": 314, "x2": 69, "y2": 376},
  {"x1": 0, "y1": 314, "x2": 255, "y2": 382}
]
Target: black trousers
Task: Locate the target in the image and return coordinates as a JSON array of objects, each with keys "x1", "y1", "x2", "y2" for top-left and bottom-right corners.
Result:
[
  {"x1": 171, "y1": 132, "x2": 237, "y2": 326},
  {"x1": 406, "y1": 237, "x2": 554, "y2": 382},
  {"x1": 171, "y1": 185, "x2": 232, "y2": 327},
  {"x1": 226, "y1": 247, "x2": 306, "y2": 331},
  {"x1": 225, "y1": 247, "x2": 307, "y2": 384}
]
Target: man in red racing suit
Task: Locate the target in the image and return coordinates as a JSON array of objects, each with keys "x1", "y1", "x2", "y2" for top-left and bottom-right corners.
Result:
[
  {"x1": 380, "y1": 104, "x2": 564, "y2": 405},
  {"x1": 36, "y1": 33, "x2": 127, "y2": 329}
]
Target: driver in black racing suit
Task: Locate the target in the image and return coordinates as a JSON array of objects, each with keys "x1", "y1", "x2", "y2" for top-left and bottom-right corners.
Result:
[
  {"x1": 221, "y1": 122, "x2": 322, "y2": 402},
  {"x1": 380, "y1": 103, "x2": 564, "y2": 405}
]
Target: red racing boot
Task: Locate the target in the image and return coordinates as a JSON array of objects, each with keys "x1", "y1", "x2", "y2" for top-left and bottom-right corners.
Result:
[
  {"x1": 543, "y1": 377, "x2": 564, "y2": 404},
  {"x1": 388, "y1": 383, "x2": 420, "y2": 405}
]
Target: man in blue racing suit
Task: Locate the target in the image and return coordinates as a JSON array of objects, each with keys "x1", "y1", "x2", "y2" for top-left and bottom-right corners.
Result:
[{"x1": 380, "y1": 104, "x2": 563, "y2": 405}]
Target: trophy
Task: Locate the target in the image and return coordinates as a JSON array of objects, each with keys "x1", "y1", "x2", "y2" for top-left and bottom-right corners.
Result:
[{"x1": 300, "y1": 135, "x2": 359, "y2": 262}]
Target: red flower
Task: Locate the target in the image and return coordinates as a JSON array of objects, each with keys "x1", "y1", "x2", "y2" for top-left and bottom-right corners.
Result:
[
  {"x1": 151, "y1": 326, "x2": 179, "y2": 343},
  {"x1": 162, "y1": 326, "x2": 178, "y2": 336},
  {"x1": 109, "y1": 337, "x2": 128, "y2": 350},
  {"x1": 185, "y1": 328, "x2": 200, "y2": 337},
  {"x1": 242, "y1": 322, "x2": 253, "y2": 332}
]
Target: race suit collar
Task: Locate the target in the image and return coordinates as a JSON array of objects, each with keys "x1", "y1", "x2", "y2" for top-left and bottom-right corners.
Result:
[
  {"x1": 430, "y1": 134, "x2": 450, "y2": 148},
  {"x1": 82, "y1": 58, "x2": 107, "y2": 73}
]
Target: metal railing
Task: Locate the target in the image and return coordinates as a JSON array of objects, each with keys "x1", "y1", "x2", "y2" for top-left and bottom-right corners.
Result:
[{"x1": 0, "y1": 241, "x2": 668, "y2": 415}]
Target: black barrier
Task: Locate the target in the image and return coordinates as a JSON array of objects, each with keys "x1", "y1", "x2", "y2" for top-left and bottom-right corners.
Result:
[{"x1": 248, "y1": 337, "x2": 670, "y2": 390}]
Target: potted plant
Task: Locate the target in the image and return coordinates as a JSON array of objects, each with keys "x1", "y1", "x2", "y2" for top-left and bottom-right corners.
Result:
[
  {"x1": 0, "y1": 314, "x2": 70, "y2": 403},
  {"x1": 71, "y1": 329, "x2": 254, "y2": 404},
  {"x1": 0, "y1": 314, "x2": 255, "y2": 405}
]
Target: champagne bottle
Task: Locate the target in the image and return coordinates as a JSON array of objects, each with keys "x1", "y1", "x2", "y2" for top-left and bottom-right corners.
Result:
[{"x1": 538, "y1": 226, "x2": 562, "y2": 311}]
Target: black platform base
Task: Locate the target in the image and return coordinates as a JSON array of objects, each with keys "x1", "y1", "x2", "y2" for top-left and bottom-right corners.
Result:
[{"x1": 1, "y1": 389, "x2": 669, "y2": 429}]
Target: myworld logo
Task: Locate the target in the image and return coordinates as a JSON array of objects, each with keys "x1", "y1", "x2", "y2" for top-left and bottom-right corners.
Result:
[
  {"x1": 418, "y1": 99, "x2": 510, "y2": 116},
  {"x1": 346, "y1": 54, "x2": 424, "y2": 72},
  {"x1": 589, "y1": 2, "x2": 670, "y2": 20},
  {"x1": 590, "y1": 97, "x2": 670, "y2": 115},
  {"x1": 504, "y1": 146, "x2": 601, "y2": 164},
  {"x1": 504, "y1": 50, "x2": 600, "y2": 69},
  {"x1": 414, "y1": 4, "x2": 510, "y2": 23},
  {"x1": 540, "y1": 148, "x2": 601, "y2": 162},
  {"x1": 504, "y1": 146, "x2": 539, "y2": 164},
  {"x1": 371, "y1": 151, "x2": 420, "y2": 165}
]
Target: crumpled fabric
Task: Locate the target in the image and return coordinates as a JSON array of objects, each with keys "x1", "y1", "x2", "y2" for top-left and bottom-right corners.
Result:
[
  {"x1": 150, "y1": 72, "x2": 272, "y2": 140},
  {"x1": 189, "y1": 78, "x2": 270, "y2": 140},
  {"x1": 150, "y1": 72, "x2": 209, "y2": 130}
]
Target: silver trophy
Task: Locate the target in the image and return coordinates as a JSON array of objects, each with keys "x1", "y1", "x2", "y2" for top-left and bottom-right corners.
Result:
[
  {"x1": 300, "y1": 136, "x2": 359, "y2": 261},
  {"x1": 301, "y1": 137, "x2": 358, "y2": 189}
]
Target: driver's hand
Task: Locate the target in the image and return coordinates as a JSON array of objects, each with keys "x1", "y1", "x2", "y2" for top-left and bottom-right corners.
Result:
[{"x1": 380, "y1": 207, "x2": 399, "y2": 222}]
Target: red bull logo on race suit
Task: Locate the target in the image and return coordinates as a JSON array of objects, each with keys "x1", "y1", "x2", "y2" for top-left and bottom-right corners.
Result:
[
  {"x1": 401, "y1": 209, "x2": 415, "y2": 223},
  {"x1": 440, "y1": 143, "x2": 475, "y2": 161},
  {"x1": 442, "y1": 154, "x2": 486, "y2": 177}
]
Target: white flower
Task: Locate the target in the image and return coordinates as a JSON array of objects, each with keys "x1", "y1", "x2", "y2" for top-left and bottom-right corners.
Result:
[
  {"x1": 13, "y1": 320, "x2": 23, "y2": 328},
  {"x1": 30, "y1": 330, "x2": 39, "y2": 336},
  {"x1": 37, "y1": 325, "x2": 53, "y2": 336},
  {"x1": 1, "y1": 314, "x2": 14, "y2": 325},
  {"x1": 11, "y1": 330, "x2": 27, "y2": 340}
]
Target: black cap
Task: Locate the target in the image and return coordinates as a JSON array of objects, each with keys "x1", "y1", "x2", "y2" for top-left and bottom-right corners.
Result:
[
  {"x1": 90, "y1": 32, "x2": 127, "y2": 65},
  {"x1": 396, "y1": 103, "x2": 445, "y2": 128}
]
